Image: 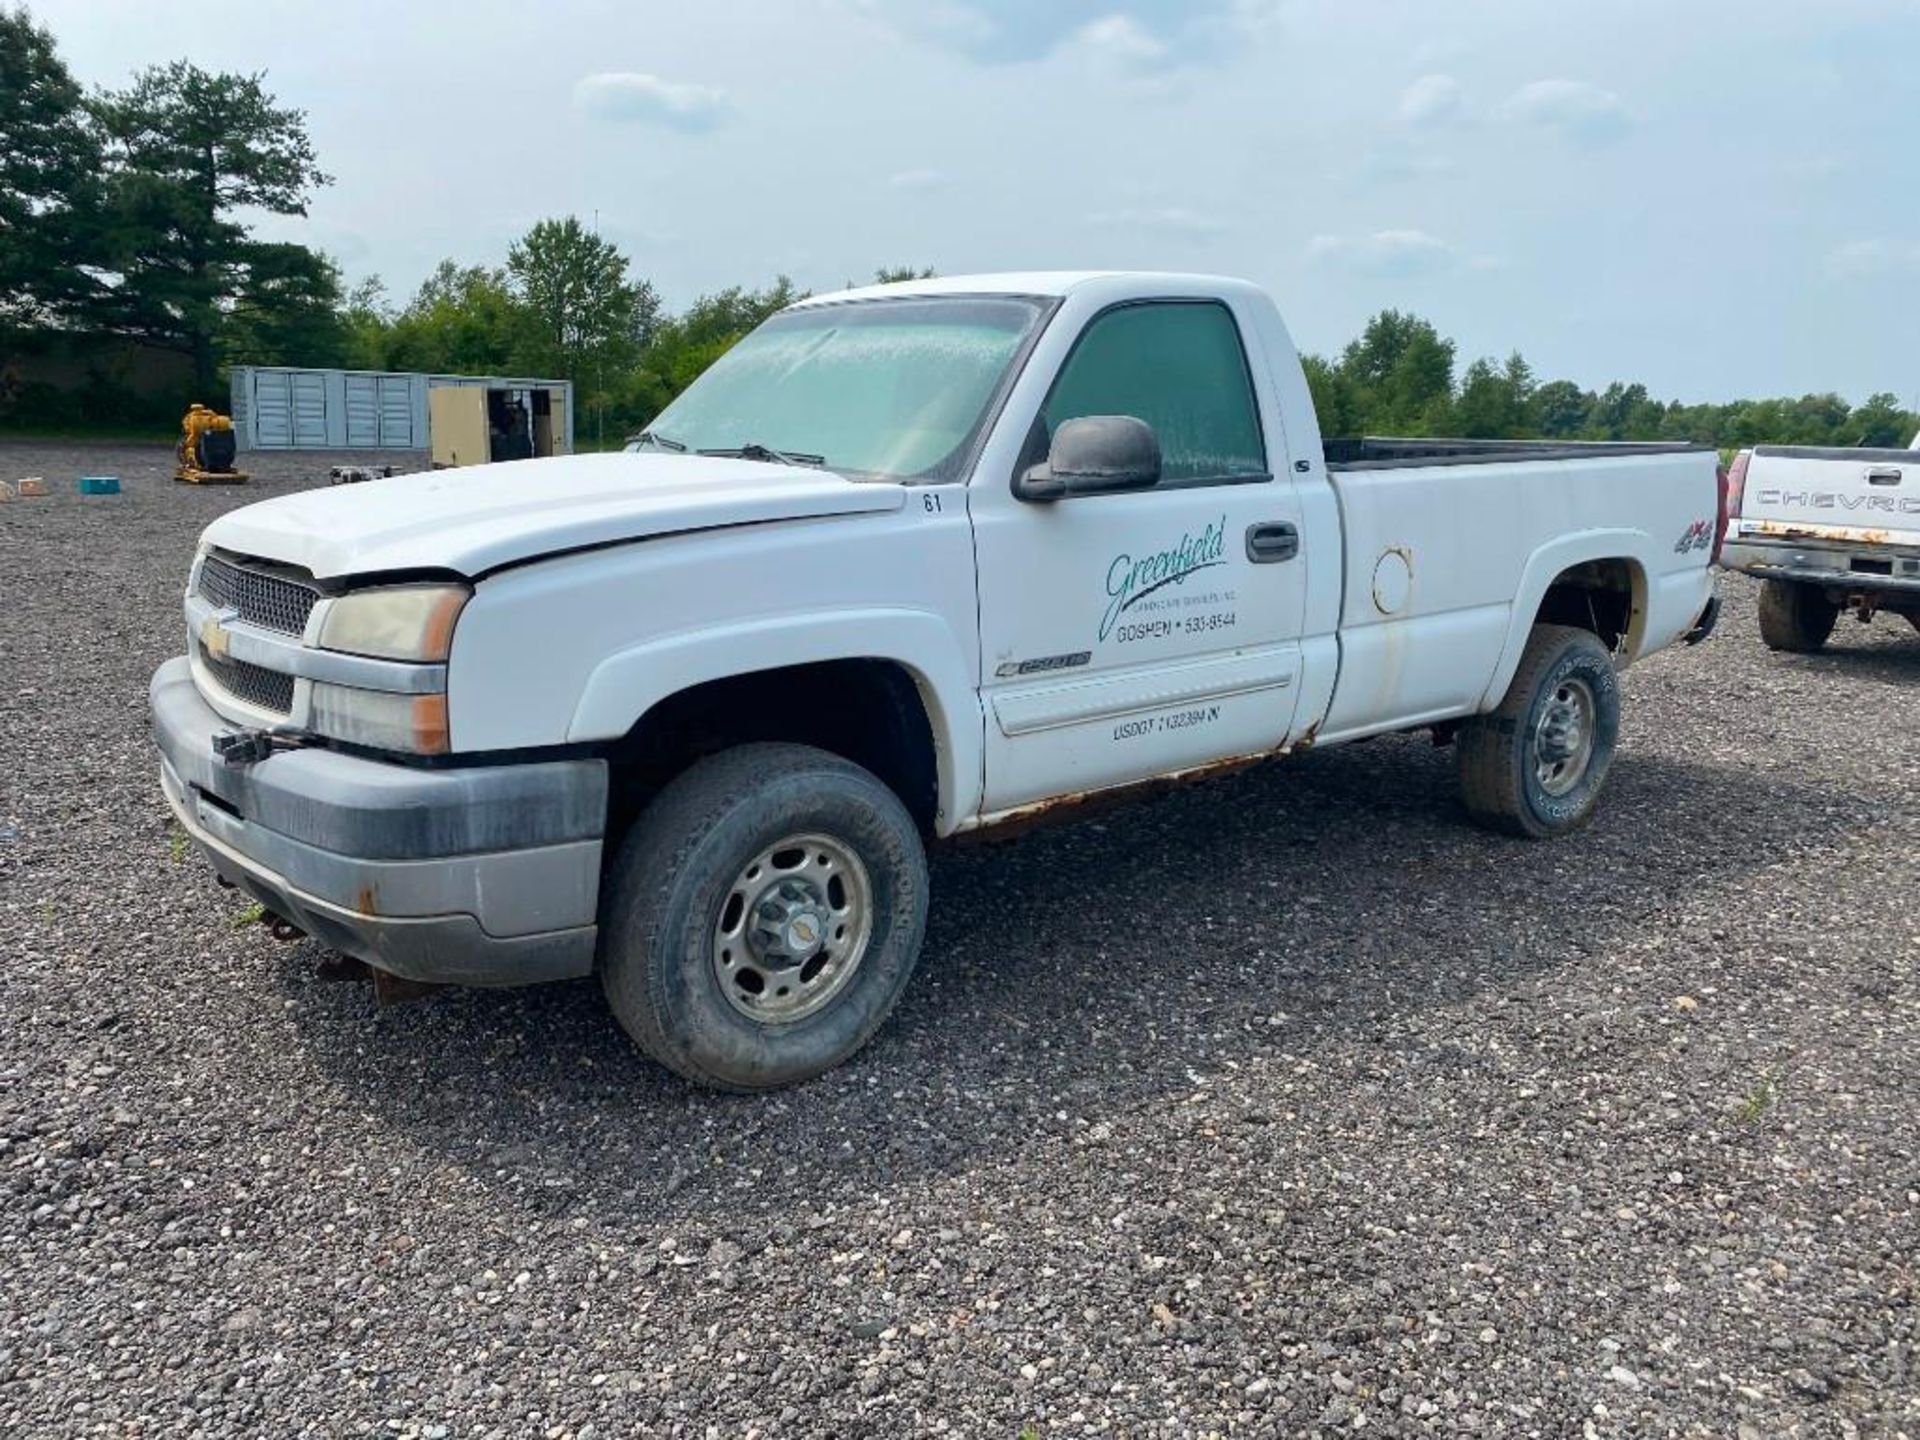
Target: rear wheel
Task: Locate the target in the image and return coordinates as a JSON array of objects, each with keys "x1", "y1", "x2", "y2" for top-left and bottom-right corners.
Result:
[
  {"x1": 599, "y1": 743, "x2": 929, "y2": 1091},
  {"x1": 1757, "y1": 579, "x2": 1839, "y2": 653},
  {"x1": 1457, "y1": 624, "x2": 1621, "y2": 838}
]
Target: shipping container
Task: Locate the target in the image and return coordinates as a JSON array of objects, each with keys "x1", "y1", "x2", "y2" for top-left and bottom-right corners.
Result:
[{"x1": 229, "y1": 366, "x2": 573, "y2": 463}]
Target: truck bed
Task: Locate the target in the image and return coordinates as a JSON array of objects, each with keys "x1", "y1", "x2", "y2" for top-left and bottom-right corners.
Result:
[
  {"x1": 1314, "y1": 439, "x2": 1718, "y2": 745},
  {"x1": 1325, "y1": 436, "x2": 1707, "y2": 471},
  {"x1": 1748, "y1": 443, "x2": 1919, "y2": 463}
]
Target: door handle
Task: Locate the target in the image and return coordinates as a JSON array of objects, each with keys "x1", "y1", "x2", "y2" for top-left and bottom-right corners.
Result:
[
  {"x1": 1867, "y1": 467, "x2": 1903, "y2": 486},
  {"x1": 1245, "y1": 522, "x2": 1299, "y2": 563}
]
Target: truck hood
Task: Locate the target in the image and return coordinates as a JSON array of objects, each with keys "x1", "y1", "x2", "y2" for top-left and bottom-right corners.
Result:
[{"x1": 200, "y1": 452, "x2": 907, "y2": 580}]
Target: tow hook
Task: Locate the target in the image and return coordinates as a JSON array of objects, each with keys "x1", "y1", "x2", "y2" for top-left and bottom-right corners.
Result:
[
  {"x1": 212, "y1": 728, "x2": 301, "y2": 768},
  {"x1": 266, "y1": 914, "x2": 306, "y2": 942}
]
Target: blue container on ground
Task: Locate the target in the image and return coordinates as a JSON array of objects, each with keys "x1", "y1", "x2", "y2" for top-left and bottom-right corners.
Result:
[{"x1": 78, "y1": 476, "x2": 121, "y2": 495}]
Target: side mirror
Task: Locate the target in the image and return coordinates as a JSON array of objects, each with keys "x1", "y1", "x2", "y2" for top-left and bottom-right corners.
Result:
[{"x1": 1016, "y1": 415, "x2": 1162, "y2": 502}]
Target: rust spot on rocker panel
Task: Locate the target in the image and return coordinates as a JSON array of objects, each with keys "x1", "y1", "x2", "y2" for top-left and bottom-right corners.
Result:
[{"x1": 958, "y1": 738, "x2": 1312, "y2": 841}]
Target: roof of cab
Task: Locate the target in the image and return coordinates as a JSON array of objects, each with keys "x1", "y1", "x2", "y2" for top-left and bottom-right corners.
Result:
[{"x1": 789, "y1": 271, "x2": 1249, "y2": 307}]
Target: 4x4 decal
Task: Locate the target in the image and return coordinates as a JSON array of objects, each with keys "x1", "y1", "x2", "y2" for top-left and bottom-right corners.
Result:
[{"x1": 1674, "y1": 520, "x2": 1713, "y2": 554}]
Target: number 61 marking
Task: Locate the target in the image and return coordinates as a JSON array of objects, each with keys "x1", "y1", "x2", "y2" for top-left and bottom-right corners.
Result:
[{"x1": 922, "y1": 492, "x2": 943, "y2": 514}]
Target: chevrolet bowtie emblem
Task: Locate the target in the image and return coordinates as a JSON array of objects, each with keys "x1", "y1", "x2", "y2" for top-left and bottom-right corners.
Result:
[{"x1": 200, "y1": 613, "x2": 235, "y2": 660}]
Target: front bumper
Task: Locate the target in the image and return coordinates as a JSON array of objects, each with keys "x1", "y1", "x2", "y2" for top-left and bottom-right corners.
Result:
[{"x1": 151, "y1": 656, "x2": 606, "y2": 986}]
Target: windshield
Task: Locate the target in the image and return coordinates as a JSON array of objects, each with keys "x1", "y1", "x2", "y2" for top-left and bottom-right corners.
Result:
[{"x1": 628, "y1": 296, "x2": 1048, "y2": 482}]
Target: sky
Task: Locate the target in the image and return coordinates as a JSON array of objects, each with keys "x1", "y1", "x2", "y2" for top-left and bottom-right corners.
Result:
[{"x1": 30, "y1": 0, "x2": 1920, "y2": 404}]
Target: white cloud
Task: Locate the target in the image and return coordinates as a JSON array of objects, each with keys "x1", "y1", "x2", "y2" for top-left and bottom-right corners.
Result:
[
  {"x1": 1307, "y1": 229, "x2": 1457, "y2": 277},
  {"x1": 1499, "y1": 79, "x2": 1631, "y2": 146},
  {"x1": 887, "y1": 168, "x2": 946, "y2": 190},
  {"x1": 1825, "y1": 239, "x2": 1920, "y2": 280},
  {"x1": 1063, "y1": 14, "x2": 1169, "y2": 68},
  {"x1": 572, "y1": 73, "x2": 729, "y2": 132},
  {"x1": 1086, "y1": 205, "x2": 1229, "y2": 237},
  {"x1": 1399, "y1": 73, "x2": 1462, "y2": 126},
  {"x1": 850, "y1": 1, "x2": 1262, "y2": 66}
]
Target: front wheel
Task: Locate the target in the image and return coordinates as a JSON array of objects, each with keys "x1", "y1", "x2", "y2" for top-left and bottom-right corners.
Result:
[
  {"x1": 1457, "y1": 624, "x2": 1621, "y2": 838},
  {"x1": 599, "y1": 743, "x2": 929, "y2": 1091}
]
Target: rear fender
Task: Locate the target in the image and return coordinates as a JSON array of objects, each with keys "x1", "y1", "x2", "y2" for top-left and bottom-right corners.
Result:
[{"x1": 1478, "y1": 531, "x2": 1652, "y2": 710}]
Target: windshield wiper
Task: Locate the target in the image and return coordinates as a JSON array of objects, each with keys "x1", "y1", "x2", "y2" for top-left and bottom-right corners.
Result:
[
  {"x1": 629, "y1": 429, "x2": 687, "y2": 452},
  {"x1": 697, "y1": 442, "x2": 825, "y2": 468}
]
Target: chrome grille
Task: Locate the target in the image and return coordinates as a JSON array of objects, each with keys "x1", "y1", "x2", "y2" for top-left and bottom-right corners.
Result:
[
  {"x1": 197, "y1": 552, "x2": 319, "y2": 637},
  {"x1": 198, "y1": 644, "x2": 296, "y2": 715}
]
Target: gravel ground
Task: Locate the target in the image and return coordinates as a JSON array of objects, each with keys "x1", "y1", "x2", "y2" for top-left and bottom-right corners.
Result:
[{"x1": 1, "y1": 439, "x2": 1915, "y2": 1439}]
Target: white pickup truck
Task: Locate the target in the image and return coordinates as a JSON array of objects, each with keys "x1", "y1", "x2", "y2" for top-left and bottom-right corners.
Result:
[
  {"x1": 152, "y1": 272, "x2": 1722, "y2": 1089},
  {"x1": 1720, "y1": 432, "x2": 1920, "y2": 650}
]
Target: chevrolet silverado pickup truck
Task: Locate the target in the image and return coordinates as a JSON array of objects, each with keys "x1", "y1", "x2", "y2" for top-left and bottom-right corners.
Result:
[
  {"x1": 1720, "y1": 432, "x2": 1920, "y2": 651},
  {"x1": 152, "y1": 272, "x2": 1723, "y2": 1089}
]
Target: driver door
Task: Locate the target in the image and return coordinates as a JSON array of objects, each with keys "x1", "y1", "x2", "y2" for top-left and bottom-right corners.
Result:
[{"x1": 970, "y1": 297, "x2": 1310, "y2": 815}]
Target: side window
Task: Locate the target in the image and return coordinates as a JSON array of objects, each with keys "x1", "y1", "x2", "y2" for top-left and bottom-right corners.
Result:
[{"x1": 1041, "y1": 302, "x2": 1266, "y2": 485}]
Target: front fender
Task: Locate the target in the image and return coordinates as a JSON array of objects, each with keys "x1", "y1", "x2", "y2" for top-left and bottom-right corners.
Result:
[
  {"x1": 567, "y1": 608, "x2": 983, "y2": 834},
  {"x1": 1477, "y1": 530, "x2": 1652, "y2": 710}
]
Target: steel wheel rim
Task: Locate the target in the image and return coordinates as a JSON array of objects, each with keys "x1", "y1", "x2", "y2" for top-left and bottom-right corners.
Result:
[
  {"x1": 712, "y1": 832, "x2": 873, "y2": 1024},
  {"x1": 1533, "y1": 675, "x2": 1597, "y2": 797}
]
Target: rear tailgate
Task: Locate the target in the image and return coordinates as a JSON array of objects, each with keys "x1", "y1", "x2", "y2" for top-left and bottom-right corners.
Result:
[{"x1": 1735, "y1": 445, "x2": 1920, "y2": 546}]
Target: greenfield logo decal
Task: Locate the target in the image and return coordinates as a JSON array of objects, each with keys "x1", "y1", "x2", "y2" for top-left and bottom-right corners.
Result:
[{"x1": 1100, "y1": 516, "x2": 1228, "y2": 641}]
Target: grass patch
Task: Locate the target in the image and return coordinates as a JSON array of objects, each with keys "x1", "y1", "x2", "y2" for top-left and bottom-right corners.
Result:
[
  {"x1": 168, "y1": 827, "x2": 189, "y2": 863},
  {"x1": 230, "y1": 902, "x2": 265, "y2": 929},
  {"x1": 1737, "y1": 1071, "x2": 1780, "y2": 1125},
  {"x1": 0, "y1": 424, "x2": 172, "y2": 446}
]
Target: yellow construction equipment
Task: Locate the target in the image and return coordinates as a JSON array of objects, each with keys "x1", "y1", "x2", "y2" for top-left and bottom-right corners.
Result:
[{"x1": 174, "y1": 403, "x2": 249, "y2": 484}]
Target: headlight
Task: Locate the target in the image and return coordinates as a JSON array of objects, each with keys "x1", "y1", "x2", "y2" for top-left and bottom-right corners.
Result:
[
  {"x1": 317, "y1": 583, "x2": 469, "y2": 662},
  {"x1": 308, "y1": 683, "x2": 451, "y2": 755}
]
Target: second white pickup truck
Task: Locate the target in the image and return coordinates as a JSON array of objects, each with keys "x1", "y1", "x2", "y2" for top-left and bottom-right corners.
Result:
[
  {"x1": 1720, "y1": 433, "x2": 1920, "y2": 650},
  {"x1": 152, "y1": 272, "x2": 1722, "y2": 1088}
]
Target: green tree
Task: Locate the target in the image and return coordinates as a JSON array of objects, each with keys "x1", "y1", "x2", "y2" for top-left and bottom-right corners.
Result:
[
  {"x1": 336, "y1": 276, "x2": 394, "y2": 370},
  {"x1": 220, "y1": 242, "x2": 346, "y2": 368},
  {"x1": 506, "y1": 216, "x2": 659, "y2": 384},
  {"x1": 1528, "y1": 379, "x2": 1590, "y2": 438},
  {"x1": 1849, "y1": 392, "x2": 1916, "y2": 448},
  {"x1": 381, "y1": 261, "x2": 534, "y2": 374},
  {"x1": 1455, "y1": 351, "x2": 1535, "y2": 439},
  {"x1": 1588, "y1": 382, "x2": 1665, "y2": 440},
  {"x1": 1340, "y1": 310, "x2": 1456, "y2": 434},
  {"x1": 89, "y1": 60, "x2": 331, "y2": 389},
  {"x1": 1300, "y1": 353, "x2": 1361, "y2": 437},
  {"x1": 872, "y1": 265, "x2": 937, "y2": 284},
  {"x1": 0, "y1": 5, "x2": 105, "y2": 323}
]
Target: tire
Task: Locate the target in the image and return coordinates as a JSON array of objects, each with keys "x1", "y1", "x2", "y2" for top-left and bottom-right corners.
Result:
[
  {"x1": 1757, "y1": 578, "x2": 1838, "y2": 653},
  {"x1": 1457, "y1": 624, "x2": 1621, "y2": 839},
  {"x1": 599, "y1": 743, "x2": 929, "y2": 1092}
]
